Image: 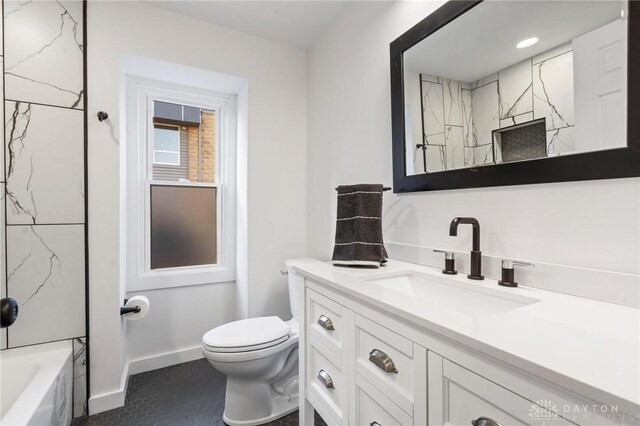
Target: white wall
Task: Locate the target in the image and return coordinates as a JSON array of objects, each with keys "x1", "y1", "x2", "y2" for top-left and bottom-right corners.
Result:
[
  {"x1": 308, "y1": 2, "x2": 640, "y2": 276},
  {"x1": 126, "y1": 283, "x2": 236, "y2": 373},
  {"x1": 88, "y1": 0, "x2": 308, "y2": 411}
]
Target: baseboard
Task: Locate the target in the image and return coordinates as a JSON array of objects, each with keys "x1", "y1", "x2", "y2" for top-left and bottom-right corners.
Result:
[
  {"x1": 88, "y1": 361, "x2": 129, "y2": 415},
  {"x1": 87, "y1": 346, "x2": 204, "y2": 415},
  {"x1": 127, "y1": 345, "x2": 204, "y2": 376}
]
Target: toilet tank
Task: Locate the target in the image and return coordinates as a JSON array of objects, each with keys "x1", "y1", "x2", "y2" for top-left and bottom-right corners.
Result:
[{"x1": 286, "y1": 261, "x2": 303, "y2": 321}]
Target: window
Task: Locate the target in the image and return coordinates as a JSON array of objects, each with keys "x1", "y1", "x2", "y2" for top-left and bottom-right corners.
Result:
[
  {"x1": 153, "y1": 125, "x2": 180, "y2": 165},
  {"x1": 148, "y1": 102, "x2": 219, "y2": 269},
  {"x1": 126, "y1": 78, "x2": 237, "y2": 291}
]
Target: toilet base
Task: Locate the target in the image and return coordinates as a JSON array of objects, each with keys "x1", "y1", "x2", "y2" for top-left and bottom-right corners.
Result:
[{"x1": 222, "y1": 391, "x2": 298, "y2": 426}]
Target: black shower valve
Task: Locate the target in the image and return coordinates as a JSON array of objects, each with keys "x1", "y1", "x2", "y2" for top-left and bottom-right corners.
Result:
[{"x1": 1, "y1": 298, "x2": 19, "y2": 328}]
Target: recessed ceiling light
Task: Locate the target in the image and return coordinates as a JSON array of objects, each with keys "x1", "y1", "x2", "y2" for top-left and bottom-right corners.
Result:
[{"x1": 516, "y1": 37, "x2": 539, "y2": 49}]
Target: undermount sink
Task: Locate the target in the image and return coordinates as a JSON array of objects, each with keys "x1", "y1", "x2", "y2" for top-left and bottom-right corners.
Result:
[{"x1": 363, "y1": 271, "x2": 539, "y2": 317}]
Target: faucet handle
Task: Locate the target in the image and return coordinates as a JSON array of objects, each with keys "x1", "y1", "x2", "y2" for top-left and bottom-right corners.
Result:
[
  {"x1": 433, "y1": 249, "x2": 455, "y2": 259},
  {"x1": 501, "y1": 259, "x2": 534, "y2": 269},
  {"x1": 499, "y1": 259, "x2": 534, "y2": 287},
  {"x1": 433, "y1": 250, "x2": 457, "y2": 275}
]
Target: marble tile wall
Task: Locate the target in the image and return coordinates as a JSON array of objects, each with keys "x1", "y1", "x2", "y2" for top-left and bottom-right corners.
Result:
[
  {"x1": 532, "y1": 45, "x2": 575, "y2": 155},
  {"x1": 419, "y1": 75, "x2": 473, "y2": 172},
  {"x1": 1, "y1": 0, "x2": 87, "y2": 417},
  {"x1": 418, "y1": 49, "x2": 571, "y2": 171},
  {"x1": 74, "y1": 337, "x2": 88, "y2": 417},
  {"x1": 466, "y1": 43, "x2": 575, "y2": 166},
  {"x1": 1, "y1": 23, "x2": 6, "y2": 351}
]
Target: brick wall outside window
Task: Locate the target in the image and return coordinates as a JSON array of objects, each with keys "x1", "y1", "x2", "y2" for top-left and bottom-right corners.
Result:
[
  {"x1": 185, "y1": 111, "x2": 215, "y2": 182},
  {"x1": 200, "y1": 111, "x2": 216, "y2": 183},
  {"x1": 187, "y1": 126, "x2": 199, "y2": 181}
]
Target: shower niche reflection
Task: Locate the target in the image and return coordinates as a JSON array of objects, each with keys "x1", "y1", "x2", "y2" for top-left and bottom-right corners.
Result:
[{"x1": 493, "y1": 119, "x2": 547, "y2": 164}]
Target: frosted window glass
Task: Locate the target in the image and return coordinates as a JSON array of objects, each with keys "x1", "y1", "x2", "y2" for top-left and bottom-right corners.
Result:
[{"x1": 150, "y1": 185, "x2": 217, "y2": 269}]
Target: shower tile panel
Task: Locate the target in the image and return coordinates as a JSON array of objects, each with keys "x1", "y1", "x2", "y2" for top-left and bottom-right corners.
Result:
[
  {"x1": 0, "y1": 57, "x2": 3, "y2": 171},
  {"x1": 1, "y1": 187, "x2": 5, "y2": 350},
  {"x1": 473, "y1": 144, "x2": 494, "y2": 166},
  {"x1": 3, "y1": 0, "x2": 84, "y2": 109},
  {"x1": 532, "y1": 43, "x2": 572, "y2": 65},
  {"x1": 498, "y1": 59, "x2": 533, "y2": 119},
  {"x1": 471, "y1": 81, "x2": 499, "y2": 147},
  {"x1": 464, "y1": 147, "x2": 474, "y2": 167},
  {"x1": 0, "y1": 4, "x2": 3, "y2": 53},
  {"x1": 421, "y1": 80, "x2": 444, "y2": 137},
  {"x1": 533, "y1": 51, "x2": 574, "y2": 131},
  {"x1": 421, "y1": 74, "x2": 441, "y2": 84},
  {"x1": 462, "y1": 89, "x2": 473, "y2": 147},
  {"x1": 547, "y1": 126, "x2": 576, "y2": 156},
  {"x1": 445, "y1": 126, "x2": 465, "y2": 170},
  {"x1": 443, "y1": 79, "x2": 463, "y2": 126},
  {"x1": 5, "y1": 102, "x2": 84, "y2": 224},
  {"x1": 73, "y1": 337, "x2": 88, "y2": 418},
  {"x1": 6, "y1": 225, "x2": 85, "y2": 347},
  {"x1": 470, "y1": 73, "x2": 498, "y2": 90},
  {"x1": 425, "y1": 132, "x2": 445, "y2": 146},
  {"x1": 413, "y1": 147, "x2": 426, "y2": 175},
  {"x1": 500, "y1": 112, "x2": 534, "y2": 129},
  {"x1": 425, "y1": 145, "x2": 446, "y2": 173}
]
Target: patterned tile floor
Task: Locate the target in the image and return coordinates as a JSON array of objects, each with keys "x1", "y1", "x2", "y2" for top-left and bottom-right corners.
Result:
[{"x1": 73, "y1": 358, "x2": 326, "y2": 426}]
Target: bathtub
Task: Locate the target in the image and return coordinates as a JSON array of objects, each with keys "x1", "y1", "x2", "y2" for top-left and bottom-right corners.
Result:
[{"x1": 1, "y1": 340, "x2": 73, "y2": 426}]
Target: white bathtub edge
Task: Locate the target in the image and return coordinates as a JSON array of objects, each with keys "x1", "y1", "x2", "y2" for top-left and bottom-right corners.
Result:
[{"x1": 1, "y1": 341, "x2": 73, "y2": 426}]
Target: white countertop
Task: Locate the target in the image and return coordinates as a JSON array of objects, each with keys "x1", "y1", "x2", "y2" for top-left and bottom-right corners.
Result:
[{"x1": 288, "y1": 258, "x2": 640, "y2": 415}]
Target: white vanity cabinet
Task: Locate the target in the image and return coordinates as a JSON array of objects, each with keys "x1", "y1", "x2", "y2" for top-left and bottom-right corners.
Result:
[
  {"x1": 305, "y1": 286, "x2": 426, "y2": 426},
  {"x1": 298, "y1": 276, "x2": 637, "y2": 426},
  {"x1": 427, "y1": 352, "x2": 573, "y2": 426}
]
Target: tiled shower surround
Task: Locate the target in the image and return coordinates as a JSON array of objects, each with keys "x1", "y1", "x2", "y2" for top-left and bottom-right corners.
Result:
[
  {"x1": 417, "y1": 43, "x2": 574, "y2": 172},
  {"x1": 1, "y1": 0, "x2": 88, "y2": 417}
]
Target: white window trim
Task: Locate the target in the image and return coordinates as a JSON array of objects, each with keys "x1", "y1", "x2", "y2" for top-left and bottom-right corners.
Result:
[
  {"x1": 125, "y1": 77, "x2": 237, "y2": 291},
  {"x1": 152, "y1": 124, "x2": 181, "y2": 166}
]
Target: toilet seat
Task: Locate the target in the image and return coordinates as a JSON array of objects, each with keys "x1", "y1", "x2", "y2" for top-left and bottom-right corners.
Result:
[{"x1": 203, "y1": 316, "x2": 291, "y2": 353}]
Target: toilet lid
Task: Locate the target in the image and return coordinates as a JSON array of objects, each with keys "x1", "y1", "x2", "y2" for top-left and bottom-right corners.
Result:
[{"x1": 203, "y1": 316, "x2": 291, "y2": 352}]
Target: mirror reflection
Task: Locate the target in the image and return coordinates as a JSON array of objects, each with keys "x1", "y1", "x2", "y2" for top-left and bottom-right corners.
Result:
[{"x1": 403, "y1": 1, "x2": 628, "y2": 175}]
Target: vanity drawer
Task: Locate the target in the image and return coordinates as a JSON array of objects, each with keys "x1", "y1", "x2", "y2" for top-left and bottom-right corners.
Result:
[
  {"x1": 307, "y1": 338, "x2": 345, "y2": 424},
  {"x1": 307, "y1": 289, "x2": 343, "y2": 356},
  {"x1": 354, "y1": 374, "x2": 413, "y2": 426},
  {"x1": 354, "y1": 314, "x2": 416, "y2": 416},
  {"x1": 428, "y1": 352, "x2": 574, "y2": 426}
]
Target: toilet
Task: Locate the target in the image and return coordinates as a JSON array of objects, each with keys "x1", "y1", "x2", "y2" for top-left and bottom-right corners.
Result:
[{"x1": 202, "y1": 265, "x2": 302, "y2": 426}]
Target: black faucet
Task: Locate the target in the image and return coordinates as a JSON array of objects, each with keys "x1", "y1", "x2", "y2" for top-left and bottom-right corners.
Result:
[{"x1": 449, "y1": 217, "x2": 484, "y2": 280}]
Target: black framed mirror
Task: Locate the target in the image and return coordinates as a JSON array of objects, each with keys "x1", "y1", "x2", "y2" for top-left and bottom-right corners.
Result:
[{"x1": 390, "y1": 0, "x2": 640, "y2": 193}]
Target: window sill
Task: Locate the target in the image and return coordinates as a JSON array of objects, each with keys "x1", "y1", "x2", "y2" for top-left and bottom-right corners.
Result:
[{"x1": 127, "y1": 266, "x2": 235, "y2": 292}]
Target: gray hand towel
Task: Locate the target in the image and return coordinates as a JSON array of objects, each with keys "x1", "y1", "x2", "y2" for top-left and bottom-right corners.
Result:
[{"x1": 332, "y1": 184, "x2": 388, "y2": 267}]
